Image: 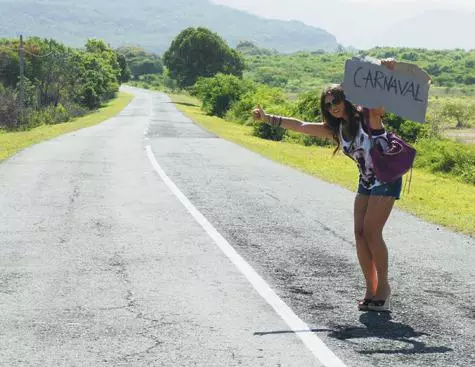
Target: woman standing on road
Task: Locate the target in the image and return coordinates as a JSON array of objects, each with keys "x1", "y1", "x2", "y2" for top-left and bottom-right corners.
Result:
[{"x1": 252, "y1": 59, "x2": 398, "y2": 312}]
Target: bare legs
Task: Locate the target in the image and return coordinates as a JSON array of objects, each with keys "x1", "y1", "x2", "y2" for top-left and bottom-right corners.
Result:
[
  {"x1": 354, "y1": 195, "x2": 377, "y2": 299},
  {"x1": 354, "y1": 194, "x2": 395, "y2": 300}
]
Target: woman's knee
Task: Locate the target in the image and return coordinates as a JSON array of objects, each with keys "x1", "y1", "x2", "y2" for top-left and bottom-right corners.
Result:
[
  {"x1": 362, "y1": 223, "x2": 383, "y2": 244},
  {"x1": 354, "y1": 226, "x2": 365, "y2": 242}
]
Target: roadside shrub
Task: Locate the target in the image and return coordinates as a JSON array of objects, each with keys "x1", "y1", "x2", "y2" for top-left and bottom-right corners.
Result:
[
  {"x1": 62, "y1": 101, "x2": 89, "y2": 118},
  {"x1": 384, "y1": 113, "x2": 430, "y2": 143},
  {"x1": 245, "y1": 86, "x2": 293, "y2": 141},
  {"x1": 192, "y1": 73, "x2": 250, "y2": 117},
  {"x1": 25, "y1": 104, "x2": 71, "y2": 128},
  {"x1": 291, "y1": 89, "x2": 322, "y2": 122},
  {"x1": 162, "y1": 71, "x2": 178, "y2": 91},
  {"x1": 0, "y1": 86, "x2": 19, "y2": 129},
  {"x1": 283, "y1": 132, "x2": 332, "y2": 147},
  {"x1": 193, "y1": 73, "x2": 254, "y2": 117},
  {"x1": 414, "y1": 138, "x2": 475, "y2": 184},
  {"x1": 139, "y1": 73, "x2": 162, "y2": 85},
  {"x1": 80, "y1": 83, "x2": 101, "y2": 109},
  {"x1": 253, "y1": 123, "x2": 287, "y2": 141},
  {"x1": 281, "y1": 89, "x2": 331, "y2": 147},
  {"x1": 397, "y1": 120, "x2": 430, "y2": 143},
  {"x1": 226, "y1": 84, "x2": 287, "y2": 124},
  {"x1": 48, "y1": 104, "x2": 70, "y2": 124}
]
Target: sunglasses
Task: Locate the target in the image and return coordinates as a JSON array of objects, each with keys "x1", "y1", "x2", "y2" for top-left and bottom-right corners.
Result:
[{"x1": 324, "y1": 97, "x2": 343, "y2": 111}]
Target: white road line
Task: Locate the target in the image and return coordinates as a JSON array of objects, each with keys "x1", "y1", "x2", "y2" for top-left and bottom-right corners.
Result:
[{"x1": 145, "y1": 145, "x2": 348, "y2": 367}]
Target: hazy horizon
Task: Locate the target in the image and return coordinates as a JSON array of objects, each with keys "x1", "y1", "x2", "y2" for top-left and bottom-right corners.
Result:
[{"x1": 211, "y1": 0, "x2": 475, "y2": 49}]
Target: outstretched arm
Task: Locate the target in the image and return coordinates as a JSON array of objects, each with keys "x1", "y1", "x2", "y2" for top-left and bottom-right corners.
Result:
[{"x1": 252, "y1": 106, "x2": 334, "y2": 140}]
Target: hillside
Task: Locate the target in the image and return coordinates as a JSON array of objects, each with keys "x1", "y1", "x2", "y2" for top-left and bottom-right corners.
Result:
[
  {"x1": 0, "y1": 0, "x2": 338, "y2": 54},
  {"x1": 211, "y1": 1, "x2": 475, "y2": 50}
]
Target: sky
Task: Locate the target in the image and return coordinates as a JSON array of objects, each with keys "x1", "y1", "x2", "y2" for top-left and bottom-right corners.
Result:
[
  {"x1": 211, "y1": 0, "x2": 475, "y2": 49},
  {"x1": 350, "y1": 0, "x2": 473, "y2": 5}
]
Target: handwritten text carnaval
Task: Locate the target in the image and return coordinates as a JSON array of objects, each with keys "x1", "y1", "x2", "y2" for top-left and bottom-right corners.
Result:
[{"x1": 353, "y1": 67, "x2": 424, "y2": 102}]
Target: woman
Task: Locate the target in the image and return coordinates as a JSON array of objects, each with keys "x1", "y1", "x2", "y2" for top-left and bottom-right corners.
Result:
[{"x1": 252, "y1": 59, "x2": 399, "y2": 312}]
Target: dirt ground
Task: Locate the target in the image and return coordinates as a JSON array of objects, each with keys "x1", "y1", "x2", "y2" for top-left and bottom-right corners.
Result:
[{"x1": 443, "y1": 128, "x2": 475, "y2": 144}]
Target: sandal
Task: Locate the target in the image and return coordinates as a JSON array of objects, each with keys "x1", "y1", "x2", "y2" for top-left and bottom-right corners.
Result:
[
  {"x1": 368, "y1": 296, "x2": 391, "y2": 312},
  {"x1": 357, "y1": 298, "x2": 372, "y2": 311}
]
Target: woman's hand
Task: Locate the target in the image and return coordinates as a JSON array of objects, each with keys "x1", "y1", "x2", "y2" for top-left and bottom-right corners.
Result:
[
  {"x1": 367, "y1": 106, "x2": 385, "y2": 129},
  {"x1": 381, "y1": 58, "x2": 396, "y2": 71},
  {"x1": 252, "y1": 105, "x2": 267, "y2": 122},
  {"x1": 369, "y1": 106, "x2": 385, "y2": 117}
]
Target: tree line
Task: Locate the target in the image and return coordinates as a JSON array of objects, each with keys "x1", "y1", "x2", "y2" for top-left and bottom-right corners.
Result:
[{"x1": 0, "y1": 37, "x2": 130, "y2": 129}]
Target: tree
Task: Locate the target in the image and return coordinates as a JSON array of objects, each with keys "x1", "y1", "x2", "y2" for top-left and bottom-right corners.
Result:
[
  {"x1": 163, "y1": 27, "x2": 244, "y2": 88},
  {"x1": 73, "y1": 39, "x2": 122, "y2": 108},
  {"x1": 131, "y1": 59, "x2": 163, "y2": 78},
  {"x1": 116, "y1": 53, "x2": 131, "y2": 83},
  {"x1": 235, "y1": 41, "x2": 275, "y2": 56},
  {"x1": 441, "y1": 101, "x2": 474, "y2": 129},
  {"x1": 117, "y1": 45, "x2": 163, "y2": 79}
]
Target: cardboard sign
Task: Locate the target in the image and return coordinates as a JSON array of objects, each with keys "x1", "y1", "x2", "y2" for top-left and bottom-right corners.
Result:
[{"x1": 342, "y1": 57, "x2": 431, "y2": 122}]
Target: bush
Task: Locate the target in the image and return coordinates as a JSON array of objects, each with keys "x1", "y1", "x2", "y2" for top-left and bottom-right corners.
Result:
[
  {"x1": 282, "y1": 130, "x2": 332, "y2": 147},
  {"x1": 50, "y1": 104, "x2": 70, "y2": 124},
  {"x1": 226, "y1": 84, "x2": 288, "y2": 124},
  {"x1": 383, "y1": 113, "x2": 430, "y2": 143},
  {"x1": 414, "y1": 138, "x2": 475, "y2": 184},
  {"x1": 397, "y1": 120, "x2": 430, "y2": 143},
  {"x1": 245, "y1": 87, "x2": 294, "y2": 141},
  {"x1": 253, "y1": 123, "x2": 287, "y2": 141},
  {"x1": 80, "y1": 84, "x2": 101, "y2": 109},
  {"x1": 0, "y1": 86, "x2": 19, "y2": 129},
  {"x1": 291, "y1": 89, "x2": 322, "y2": 122},
  {"x1": 62, "y1": 101, "x2": 89, "y2": 118},
  {"x1": 193, "y1": 73, "x2": 253, "y2": 117},
  {"x1": 24, "y1": 104, "x2": 71, "y2": 128}
]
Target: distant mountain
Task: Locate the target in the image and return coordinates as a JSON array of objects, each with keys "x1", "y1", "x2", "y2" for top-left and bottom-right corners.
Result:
[
  {"x1": 210, "y1": 0, "x2": 475, "y2": 50},
  {"x1": 0, "y1": 0, "x2": 338, "y2": 54},
  {"x1": 373, "y1": 10, "x2": 475, "y2": 50}
]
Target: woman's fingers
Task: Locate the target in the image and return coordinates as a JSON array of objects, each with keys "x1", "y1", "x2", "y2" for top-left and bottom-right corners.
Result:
[
  {"x1": 381, "y1": 58, "x2": 396, "y2": 70},
  {"x1": 369, "y1": 106, "x2": 385, "y2": 116}
]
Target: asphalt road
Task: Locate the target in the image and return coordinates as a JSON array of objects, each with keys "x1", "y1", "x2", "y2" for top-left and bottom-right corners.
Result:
[{"x1": 0, "y1": 86, "x2": 473, "y2": 367}]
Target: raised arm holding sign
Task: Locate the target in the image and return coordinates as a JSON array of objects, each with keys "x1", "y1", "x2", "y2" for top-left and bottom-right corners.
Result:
[{"x1": 251, "y1": 58, "x2": 425, "y2": 313}]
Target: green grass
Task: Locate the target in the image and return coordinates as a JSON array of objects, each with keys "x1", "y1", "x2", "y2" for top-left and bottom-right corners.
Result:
[
  {"x1": 0, "y1": 92, "x2": 134, "y2": 161},
  {"x1": 169, "y1": 93, "x2": 475, "y2": 237}
]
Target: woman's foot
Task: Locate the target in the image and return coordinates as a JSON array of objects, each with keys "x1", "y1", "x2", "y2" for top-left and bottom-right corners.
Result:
[
  {"x1": 368, "y1": 287, "x2": 391, "y2": 312},
  {"x1": 357, "y1": 298, "x2": 373, "y2": 311},
  {"x1": 373, "y1": 285, "x2": 390, "y2": 299},
  {"x1": 357, "y1": 290, "x2": 375, "y2": 311}
]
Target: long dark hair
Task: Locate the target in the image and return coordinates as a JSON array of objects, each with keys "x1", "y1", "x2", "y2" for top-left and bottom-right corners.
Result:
[{"x1": 320, "y1": 84, "x2": 364, "y2": 155}]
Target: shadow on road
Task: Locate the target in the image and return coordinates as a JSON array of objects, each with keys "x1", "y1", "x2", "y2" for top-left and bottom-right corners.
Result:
[
  {"x1": 254, "y1": 313, "x2": 453, "y2": 355},
  {"x1": 168, "y1": 101, "x2": 199, "y2": 107},
  {"x1": 327, "y1": 312, "x2": 453, "y2": 355},
  {"x1": 254, "y1": 328, "x2": 332, "y2": 336}
]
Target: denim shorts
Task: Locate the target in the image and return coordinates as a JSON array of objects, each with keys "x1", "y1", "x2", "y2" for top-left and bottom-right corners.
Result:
[{"x1": 357, "y1": 177, "x2": 403, "y2": 200}]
